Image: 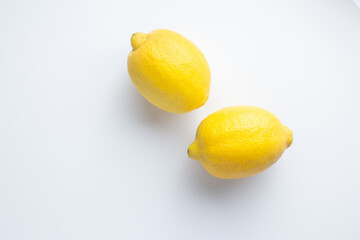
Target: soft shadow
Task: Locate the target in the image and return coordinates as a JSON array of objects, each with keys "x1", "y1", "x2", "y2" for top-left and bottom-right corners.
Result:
[
  {"x1": 183, "y1": 159, "x2": 270, "y2": 201},
  {"x1": 129, "y1": 85, "x2": 183, "y2": 125},
  {"x1": 116, "y1": 74, "x2": 199, "y2": 158},
  {"x1": 118, "y1": 74, "x2": 194, "y2": 124}
]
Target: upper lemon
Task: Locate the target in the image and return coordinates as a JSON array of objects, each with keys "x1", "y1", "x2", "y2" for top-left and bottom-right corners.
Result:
[
  {"x1": 188, "y1": 106, "x2": 293, "y2": 179},
  {"x1": 127, "y1": 29, "x2": 211, "y2": 113}
]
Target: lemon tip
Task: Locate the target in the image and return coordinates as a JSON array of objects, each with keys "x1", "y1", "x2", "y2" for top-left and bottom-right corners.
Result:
[
  {"x1": 283, "y1": 126, "x2": 293, "y2": 148},
  {"x1": 130, "y1": 32, "x2": 147, "y2": 51},
  {"x1": 187, "y1": 141, "x2": 200, "y2": 160}
]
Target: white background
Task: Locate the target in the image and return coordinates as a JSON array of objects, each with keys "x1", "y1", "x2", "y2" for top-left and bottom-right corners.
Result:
[{"x1": 1, "y1": 0, "x2": 360, "y2": 239}]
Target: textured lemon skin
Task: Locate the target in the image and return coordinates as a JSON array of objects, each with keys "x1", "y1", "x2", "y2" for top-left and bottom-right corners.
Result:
[
  {"x1": 188, "y1": 106, "x2": 293, "y2": 179},
  {"x1": 127, "y1": 29, "x2": 211, "y2": 113}
]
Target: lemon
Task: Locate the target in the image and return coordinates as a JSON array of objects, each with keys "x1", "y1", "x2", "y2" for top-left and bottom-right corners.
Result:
[
  {"x1": 127, "y1": 29, "x2": 211, "y2": 113},
  {"x1": 188, "y1": 106, "x2": 293, "y2": 179}
]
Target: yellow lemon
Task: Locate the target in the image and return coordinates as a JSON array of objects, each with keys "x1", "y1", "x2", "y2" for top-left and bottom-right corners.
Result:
[
  {"x1": 188, "y1": 106, "x2": 293, "y2": 179},
  {"x1": 127, "y1": 29, "x2": 211, "y2": 113}
]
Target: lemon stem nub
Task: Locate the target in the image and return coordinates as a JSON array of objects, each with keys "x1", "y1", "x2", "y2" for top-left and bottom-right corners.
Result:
[
  {"x1": 188, "y1": 141, "x2": 200, "y2": 161},
  {"x1": 283, "y1": 126, "x2": 293, "y2": 148},
  {"x1": 131, "y1": 32, "x2": 147, "y2": 51}
]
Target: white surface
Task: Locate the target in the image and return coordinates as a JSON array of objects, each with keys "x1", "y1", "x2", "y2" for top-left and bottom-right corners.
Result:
[
  {"x1": 354, "y1": 0, "x2": 360, "y2": 8},
  {"x1": 1, "y1": 0, "x2": 360, "y2": 239}
]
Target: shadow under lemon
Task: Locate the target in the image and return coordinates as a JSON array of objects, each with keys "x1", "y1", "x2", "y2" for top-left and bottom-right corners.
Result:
[
  {"x1": 182, "y1": 159, "x2": 272, "y2": 200},
  {"x1": 122, "y1": 76, "x2": 196, "y2": 129},
  {"x1": 117, "y1": 75, "x2": 197, "y2": 164}
]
